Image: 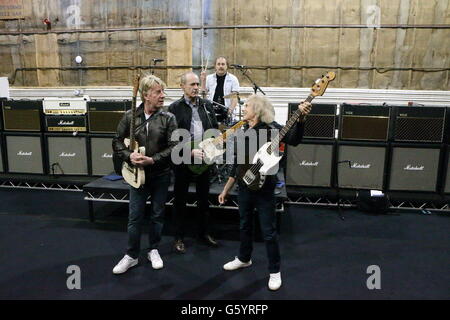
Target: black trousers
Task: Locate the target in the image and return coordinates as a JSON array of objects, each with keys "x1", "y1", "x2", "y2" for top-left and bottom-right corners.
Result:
[
  {"x1": 237, "y1": 185, "x2": 280, "y2": 273},
  {"x1": 173, "y1": 165, "x2": 212, "y2": 240}
]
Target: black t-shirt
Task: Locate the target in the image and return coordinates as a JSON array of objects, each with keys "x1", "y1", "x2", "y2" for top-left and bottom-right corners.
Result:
[{"x1": 213, "y1": 73, "x2": 226, "y2": 105}]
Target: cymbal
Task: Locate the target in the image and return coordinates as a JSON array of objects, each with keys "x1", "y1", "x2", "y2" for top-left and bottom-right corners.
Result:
[{"x1": 223, "y1": 92, "x2": 253, "y2": 99}]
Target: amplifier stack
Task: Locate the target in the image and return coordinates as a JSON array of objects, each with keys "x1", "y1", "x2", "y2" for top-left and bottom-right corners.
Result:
[
  {"x1": 0, "y1": 97, "x2": 129, "y2": 176},
  {"x1": 285, "y1": 103, "x2": 449, "y2": 194},
  {"x1": 388, "y1": 106, "x2": 446, "y2": 192},
  {"x1": 285, "y1": 103, "x2": 337, "y2": 187}
]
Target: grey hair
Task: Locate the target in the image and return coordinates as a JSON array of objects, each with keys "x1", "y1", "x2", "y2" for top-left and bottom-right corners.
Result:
[
  {"x1": 247, "y1": 94, "x2": 275, "y2": 124},
  {"x1": 180, "y1": 71, "x2": 199, "y2": 85},
  {"x1": 139, "y1": 74, "x2": 166, "y2": 101}
]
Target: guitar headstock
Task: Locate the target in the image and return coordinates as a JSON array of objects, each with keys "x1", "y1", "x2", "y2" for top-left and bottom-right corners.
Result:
[
  {"x1": 132, "y1": 74, "x2": 141, "y2": 98},
  {"x1": 310, "y1": 72, "x2": 336, "y2": 97}
]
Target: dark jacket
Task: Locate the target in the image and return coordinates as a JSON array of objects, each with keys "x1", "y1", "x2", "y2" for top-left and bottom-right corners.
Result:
[
  {"x1": 112, "y1": 103, "x2": 178, "y2": 179},
  {"x1": 168, "y1": 96, "x2": 218, "y2": 132},
  {"x1": 231, "y1": 120, "x2": 305, "y2": 190}
]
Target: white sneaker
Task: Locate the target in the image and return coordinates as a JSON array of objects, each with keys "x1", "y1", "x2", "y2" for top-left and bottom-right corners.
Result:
[
  {"x1": 112, "y1": 255, "x2": 138, "y2": 274},
  {"x1": 268, "y1": 272, "x2": 282, "y2": 291},
  {"x1": 223, "y1": 257, "x2": 252, "y2": 271},
  {"x1": 148, "y1": 249, "x2": 164, "y2": 270}
]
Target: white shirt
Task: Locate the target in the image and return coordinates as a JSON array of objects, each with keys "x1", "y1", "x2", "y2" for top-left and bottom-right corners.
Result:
[{"x1": 205, "y1": 72, "x2": 240, "y2": 114}]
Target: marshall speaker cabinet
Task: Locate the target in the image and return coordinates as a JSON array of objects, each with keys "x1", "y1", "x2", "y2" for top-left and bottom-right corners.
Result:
[
  {"x1": 89, "y1": 134, "x2": 115, "y2": 176},
  {"x1": 4, "y1": 132, "x2": 45, "y2": 174},
  {"x1": 388, "y1": 145, "x2": 441, "y2": 192},
  {"x1": 340, "y1": 104, "x2": 390, "y2": 141},
  {"x1": 443, "y1": 145, "x2": 450, "y2": 193},
  {"x1": 393, "y1": 106, "x2": 446, "y2": 143},
  {"x1": 88, "y1": 100, "x2": 131, "y2": 133},
  {"x1": 45, "y1": 133, "x2": 89, "y2": 175},
  {"x1": 288, "y1": 103, "x2": 337, "y2": 139},
  {"x1": 285, "y1": 140, "x2": 335, "y2": 187},
  {"x1": 2, "y1": 100, "x2": 43, "y2": 132},
  {"x1": 337, "y1": 142, "x2": 388, "y2": 190}
]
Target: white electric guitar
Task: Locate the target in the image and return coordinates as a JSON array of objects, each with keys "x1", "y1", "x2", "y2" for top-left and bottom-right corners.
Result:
[
  {"x1": 239, "y1": 72, "x2": 336, "y2": 190},
  {"x1": 122, "y1": 74, "x2": 146, "y2": 188}
]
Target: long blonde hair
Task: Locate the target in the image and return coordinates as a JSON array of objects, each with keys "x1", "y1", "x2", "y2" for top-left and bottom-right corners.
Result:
[{"x1": 247, "y1": 94, "x2": 275, "y2": 124}]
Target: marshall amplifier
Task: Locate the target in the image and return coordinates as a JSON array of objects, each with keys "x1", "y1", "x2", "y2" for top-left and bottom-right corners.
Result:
[
  {"x1": 45, "y1": 115, "x2": 87, "y2": 132},
  {"x1": 43, "y1": 97, "x2": 88, "y2": 115},
  {"x1": 88, "y1": 100, "x2": 131, "y2": 133},
  {"x1": 285, "y1": 140, "x2": 334, "y2": 187},
  {"x1": 46, "y1": 134, "x2": 88, "y2": 175},
  {"x1": 337, "y1": 142, "x2": 387, "y2": 189},
  {"x1": 388, "y1": 145, "x2": 441, "y2": 192},
  {"x1": 340, "y1": 104, "x2": 390, "y2": 141},
  {"x1": 288, "y1": 103, "x2": 336, "y2": 139},
  {"x1": 5, "y1": 133, "x2": 45, "y2": 174},
  {"x1": 393, "y1": 106, "x2": 446, "y2": 143},
  {"x1": 89, "y1": 135, "x2": 115, "y2": 176},
  {"x1": 2, "y1": 100, "x2": 43, "y2": 132}
]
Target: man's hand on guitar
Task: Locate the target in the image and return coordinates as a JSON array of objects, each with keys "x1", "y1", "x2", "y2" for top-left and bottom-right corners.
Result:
[
  {"x1": 298, "y1": 101, "x2": 312, "y2": 121},
  {"x1": 191, "y1": 149, "x2": 205, "y2": 160},
  {"x1": 130, "y1": 152, "x2": 154, "y2": 167}
]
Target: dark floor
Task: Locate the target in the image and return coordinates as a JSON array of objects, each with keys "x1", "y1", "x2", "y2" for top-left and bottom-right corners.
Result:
[{"x1": 0, "y1": 188, "x2": 449, "y2": 300}]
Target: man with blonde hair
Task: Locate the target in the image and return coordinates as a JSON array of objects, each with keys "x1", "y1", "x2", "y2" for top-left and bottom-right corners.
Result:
[
  {"x1": 112, "y1": 74, "x2": 178, "y2": 274},
  {"x1": 218, "y1": 94, "x2": 311, "y2": 291}
]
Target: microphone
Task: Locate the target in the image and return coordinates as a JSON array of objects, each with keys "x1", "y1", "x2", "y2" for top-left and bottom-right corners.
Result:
[
  {"x1": 152, "y1": 58, "x2": 164, "y2": 63},
  {"x1": 231, "y1": 64, "x2": 246, "y2": 69}
]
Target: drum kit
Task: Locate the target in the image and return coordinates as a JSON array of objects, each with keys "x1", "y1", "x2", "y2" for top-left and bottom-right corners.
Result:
[{"x1": 211, "y1": 92, "x2": 252, "y2": 126}]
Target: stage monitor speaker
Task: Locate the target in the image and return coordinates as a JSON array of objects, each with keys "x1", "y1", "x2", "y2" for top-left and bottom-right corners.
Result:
[
  {"x1": 5, "y1": 134, "x2": 44, "y2": 174},
  {"x1": 88, "y1": 100, "x2": 130, "y2": 133},
  {"x1": 340, "y1": 104, "x2": 390, "y2": 141},
  {"x1": 337, "y1": 144, "x2": 387, "y2": 189},
  {"x1": 2, "y1": 100, "x2": 42, "y2": 131},
  {"x1": 89, "y1": 135, "x2": 115, "y2": 176},
  {"x1": 393, "y1": 106, "x2": 445, "y2": 143},
  {"x1": 46, "y1": 135, "x2": 88, "y2": 175},
  {"x1": 389, "y1": 146, "x2": 440, "y2": 192},
  {"x1": 285, "y1": 142, "x2": 334, "y2": 187},
  {"x1": 288, "y1": 103, "x2": 336, "y2": 139}
]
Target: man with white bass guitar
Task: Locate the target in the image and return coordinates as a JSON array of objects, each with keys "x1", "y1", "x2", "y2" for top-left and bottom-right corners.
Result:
[
  {"x1": 218, "y1": 94, "x2": 311, "y2": 291},
  {"x1": 112, "y1": 74, "x2": 178, "y2": 274}
]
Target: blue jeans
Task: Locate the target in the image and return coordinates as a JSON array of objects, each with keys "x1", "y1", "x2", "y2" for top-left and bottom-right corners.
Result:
[
  {"x1": 237, "y1": 186, "x2": 280, "y2": 273},
  {"x1": 127, "y1": 173, "x2": 170, "y2": 259}
]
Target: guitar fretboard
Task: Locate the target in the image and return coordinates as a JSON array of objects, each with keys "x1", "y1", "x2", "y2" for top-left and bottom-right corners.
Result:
[
  {"x1": 129, "y1": 96, "x2": 137, "y2": 150},
  {"x1": 212, "y1": 120, "x2": 246, "y2": 145}
]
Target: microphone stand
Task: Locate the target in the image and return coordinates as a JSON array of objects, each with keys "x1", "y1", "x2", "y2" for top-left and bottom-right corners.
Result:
[{"x1": 236, "y1": 67, "x2": 266, "y2": 95}]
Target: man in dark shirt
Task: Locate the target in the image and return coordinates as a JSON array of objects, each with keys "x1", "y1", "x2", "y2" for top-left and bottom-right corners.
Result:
[{"x1": 168, "y1": 71, "x2": 219, "y2": 254}]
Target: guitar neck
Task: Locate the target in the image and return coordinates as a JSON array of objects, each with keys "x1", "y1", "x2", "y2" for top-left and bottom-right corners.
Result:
[
  {"x1": 268, "y1": 94, "x2": 314, "y2": 152},
  {"x1": 213, "y1": 121, "x2": 246, "y2": 144},
  {"x1": 129, "y1": 96, "x2": 137, "y2": 150}
]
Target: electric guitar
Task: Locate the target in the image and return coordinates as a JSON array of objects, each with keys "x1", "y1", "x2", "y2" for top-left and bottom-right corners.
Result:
[
  {"x1": 187, "y1": 120, "x2": 247, "y2": 175},
  {"x1": 239, "y1": 72, "x2": 336, "y2": 190},
  {"x1": 121, "y1": 74, "x2": 146, "y2": 188}
]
